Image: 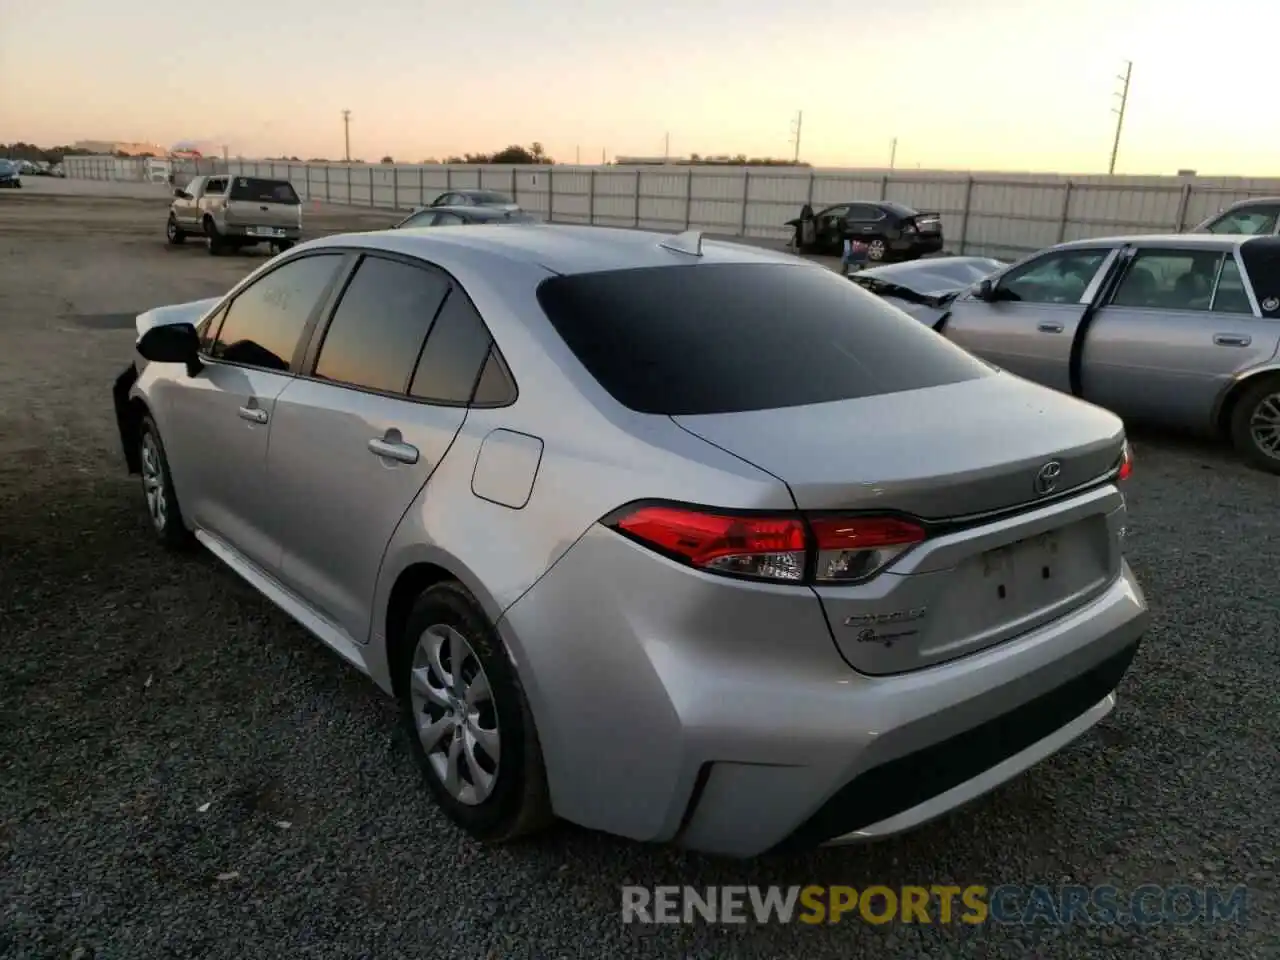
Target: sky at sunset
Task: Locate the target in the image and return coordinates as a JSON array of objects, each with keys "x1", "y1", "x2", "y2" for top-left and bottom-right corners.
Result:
[{"x1": 2, "y1": 0, "x2": 1276, "y2": 175}]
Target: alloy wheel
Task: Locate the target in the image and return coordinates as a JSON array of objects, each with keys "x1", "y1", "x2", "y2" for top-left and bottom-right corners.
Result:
[
  {"x1": 867, "y1": 240, "x2": 886, "y2": 261},
  {"x1": 140, "y1": 432, "x2": 167, "y2": 532},
  {"x1": 409, "y1": 624, "x2": 501, "y2": 806},
  {"x1": 1249, "y1": 391, "x2": 1280, "y2": 460}
]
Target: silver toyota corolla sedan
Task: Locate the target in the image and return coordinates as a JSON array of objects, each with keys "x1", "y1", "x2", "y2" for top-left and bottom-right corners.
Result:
[{"x1": 111, "y1": 225, "x2": 1147, "y2": 858}]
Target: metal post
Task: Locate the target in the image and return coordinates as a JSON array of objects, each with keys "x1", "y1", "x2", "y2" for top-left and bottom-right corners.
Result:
[
  {"x1": 1055, "y1": 181, "x2": 1073, "y2": 243},
  {"x1": 393, "y1": 166, "x2": 399, "y2": 209},
  {"x1": 806, "y1": 169, "x2": 815, "y2": 205},
  {"x1": 547, "y1": 166, "x2": 554, "y2": 222},
  {"x1": 957, "y1": 176, "x2": 974, "y2": 255},
  {"x1": 305, "y1": 164, "x2": 311, "y2": 200},
  {"x1": 739, "y1": 170, "x2": 751, "y2": 235},
  {"x1": 324, "y1": 164, "x2": 331, "y2": 203},
  {"x1": 588, "y1": 170, "x2": 596, "y2": 225},
  {"x1": 345, "y1": 164, "x2": 351, "y2": 203},
  {"x1": 1174, "y1": 182, "x2": 1192, "y2": 231},
  {"x1": 684, "y1": 170, "x2": 694, "y2": 229},
  {"x1": 369, "y1": 165, "x2": 375, "y2": 206},
  {"x1": 446, "y1": 167, "x2": 452, "y2": 189},
  {"x1": 634, "y1": 170, "x2": 641, "y2": 227},
  {"x1": 879, "y1": 175, "x2": 888, "y2": 201},
  {"x1": 419, "y1": 167, "x2": 425, "y2": 206},
  {"x1": 511, "y1": 167, "x2": 517, "y2": 199}
]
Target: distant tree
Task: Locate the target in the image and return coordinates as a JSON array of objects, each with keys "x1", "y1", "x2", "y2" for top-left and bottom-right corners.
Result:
[
  {"x1": 380, "y1": 155, "x2": 394, "y2": 164},
  {"x1": 306, "y1": 157, "x2": 329, "y2": 163},
  {"x1": 488, "y1": 143, "x2": 553, "y2": 165}
]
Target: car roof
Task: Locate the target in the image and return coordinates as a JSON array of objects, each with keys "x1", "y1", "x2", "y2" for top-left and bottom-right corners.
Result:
[
  {"x1": 1222, "y1": 196, "x2": 1280, "y2": 209},
  {"x1": 427, "y1": 205, "x2": 520, "y2": 220},
  {"x1": 308, "y1": 224, "x2": 807, "y2": 277},
  {"x1": 1055, "y1": 233, "x2": 1254, "y2": 251}
]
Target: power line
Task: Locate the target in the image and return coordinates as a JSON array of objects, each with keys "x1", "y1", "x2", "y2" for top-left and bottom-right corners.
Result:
[
  {"x1": 1109, "y1": 61, "x2": 1132, "y2": 175},
  {"x1": 789, "y1": 110, "x2": 803, "y2": 163},
  {"x1": 342, "y1": 109, "x2": 352, "y2": 162}
]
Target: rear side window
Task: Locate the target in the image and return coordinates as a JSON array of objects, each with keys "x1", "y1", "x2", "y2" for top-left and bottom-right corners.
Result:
[
  {"x1": 536, "y1": 262, "x2": 992, "y2": 416},
  {"x1": 212, "y1": 254, "x2": 343, "y2": 372},
  {"x1": 409, "y1": 290, "x2": 495, "y2": 404},
  {"x1": 230, "y1": 177, "x2": 300, "y2": 205},
  {"x1": 314, "y1": 256, "x2": 450, "y2": 393}
]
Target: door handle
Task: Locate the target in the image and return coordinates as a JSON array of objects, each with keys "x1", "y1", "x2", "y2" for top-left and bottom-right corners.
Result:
[
  {"x1": 237, "y1": 405, "x2": 268, "y2": 424},
  {"x1": 368, "y1": 437, "x2": 419, "y2": 464},
  {"x1": 1037, "y1": 322, "x2": 1065, "y2": 333},
  {"x1": 1213, "y1": 333, "x2": 1251, "y2": 347}
]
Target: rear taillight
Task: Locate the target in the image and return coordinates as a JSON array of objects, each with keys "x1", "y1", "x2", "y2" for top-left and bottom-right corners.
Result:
[
  {"x1": 607, "y1": 505, "x2": 926, "y2": 584},
  {"x1": 1116, "y1": 441, "x2": 1133, "y2": 481}
]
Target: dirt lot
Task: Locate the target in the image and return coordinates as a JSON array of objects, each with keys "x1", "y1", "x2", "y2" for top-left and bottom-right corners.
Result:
[{"x1": 1, "y1": 180, "x2": 1277, "y2": 960}]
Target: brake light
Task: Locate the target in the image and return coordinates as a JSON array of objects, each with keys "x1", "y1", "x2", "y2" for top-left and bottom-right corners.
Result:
[
  {"x1": 607, "y1": 505, "x2": 926, "y2": 584},
  {"x1": 1116, "y1": 441, "x2": 1133, "y2": 481}
]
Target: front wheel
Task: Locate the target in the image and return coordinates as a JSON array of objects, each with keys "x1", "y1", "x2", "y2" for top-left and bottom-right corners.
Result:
[
  {"x1": 138, "y1": 415, "x2": 193, "y2": 548},
  {"x1": 1230, "y1": 376, "x2": 1280, "y2": 474},
  {"x1": 166, "y1": 215, "x2": 185, "y2": 245},
  {"x1": 397, "y1": 581, "x2": 552, "y2": 843}
]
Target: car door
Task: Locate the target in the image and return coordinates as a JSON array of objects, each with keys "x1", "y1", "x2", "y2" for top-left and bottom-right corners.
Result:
[
  {"x1": 1079, "y1": 245, "x2": 1280, "y2": 429},
  {"x1": 942, "y1": 245, "x2": 1118, "y2": 393},
  {"x1": 163, "y1": 252, "x2": 348, "y2": 573},
  {"x1": 177, "y1": 176, "x2": 204, "y2": 227},
  {"x1": 264, "y1": 253, "x2": 496, "y2": 646},
  {"x1": 815, "y1": 205, "x2": 850, "y2": 249},
  {"x1": 198, "y1": 176, "x2": 227, "y2": 224}
]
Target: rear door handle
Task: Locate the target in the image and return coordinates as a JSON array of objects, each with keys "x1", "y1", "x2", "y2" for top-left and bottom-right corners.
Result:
[
  {"x1": 1213, "y1": 333, "x2": 1251, "y2": 347},
  {"x1": 1037, "y1": 322, "x2": 1065, "y2": 333},
  {"x1": 368, "y1": 437, "x2": 419, "y2": 464},
  {"x1": 237, "y1": 405, "x2": 268, "y2": 424}
]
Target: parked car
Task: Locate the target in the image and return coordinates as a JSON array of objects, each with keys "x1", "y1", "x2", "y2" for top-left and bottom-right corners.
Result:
[
  {"x1": 849, "y1": 256, "x2": 1007, "y2": 325},
  {"x1": 899, "y1": 234, "x2": 1280, "y2": 473},
  {"x1": 787, "y1": 201, "x2": 944, "y2": 262},
  {"x1": 1191, "y1": 197, "x2": 1280, "y2": 237},
  {"x1": 168, "y1": 174, "x2": 303, "y2": 255},
  {"x1": 429, "y1": 189, "x2": 520, "y2": 212},
  {"x1": 392, "y1": 205, "x2": 538, "y2": 229},
  {"x1": 111, "y1": 225, "x2": 1145, "y2": 858},
  {"x1": 0, "y1": 159, "x2": 21, "y2": 188}
]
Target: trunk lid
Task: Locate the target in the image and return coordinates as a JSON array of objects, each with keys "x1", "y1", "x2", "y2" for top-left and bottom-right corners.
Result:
[
  {"x1": 674, "y1": 374, "x2": 1128, "y2": 675},
  {"x1": 672, "y1": 373, "x2": 1124, "y2": 519}
]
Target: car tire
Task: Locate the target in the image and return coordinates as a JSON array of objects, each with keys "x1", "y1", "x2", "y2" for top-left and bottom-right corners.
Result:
[
  {"x1": 1229, "y1": 376, "x2": 1280, "y2": 474},
  {"x1": 397, "y1": 581, "x2": 552, "y2": 843},
  {"x1": 204, "y1": 218, "x2": 225, "y2": 256},
  {"x1": 138, "y1": 414, "x2": 193, "y2": 548},
  {"x1": 867, "y1": 239, "x2": 887, "y2": 261},
  {"x1": 166, "y1": 215, "x2": 186, "y2": 246},
  {"x1": 276, "y1": 240, "x2": 295, "y2": 253}
]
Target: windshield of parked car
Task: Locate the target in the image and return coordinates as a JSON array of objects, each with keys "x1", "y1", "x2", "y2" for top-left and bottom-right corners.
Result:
[
  {"x1": 229, "y1": 177, "x2": 300, "y2": 205},
  {"x1": 1204, "y1": 207, "x2": 1278, "y2": 236},
  {"x1": 0, "y1": 160, "x2": 15, "y2": 173},
  {"x1": 536, "y1": 262, "x2": 992, "y2": 415}
]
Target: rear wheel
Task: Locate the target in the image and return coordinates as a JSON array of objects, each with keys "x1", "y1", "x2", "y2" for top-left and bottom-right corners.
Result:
[
  {"x1": 1229, "y1": 376, "x2": 1280, "y2": 474},
  {"x1": 866, "y1": 238, "x2": 887, "y2": 261},
  {"x1": 166, "y1": 215, "x2": 185, "y2": 245},
  {"x1": 396, "y1": 582, "x2": 552, "y2": 843},
  {"x1": 204, "y1": 217, "x2": 226, "y2": 256}
]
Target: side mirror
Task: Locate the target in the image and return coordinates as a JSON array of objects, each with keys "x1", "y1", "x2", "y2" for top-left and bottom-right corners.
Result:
[
  {"x1": 974, "y1": 278, "x2": 995, "y2": 301},
  {"x1": 138, "y1": 322, "x2": 202, "y2": 376}
]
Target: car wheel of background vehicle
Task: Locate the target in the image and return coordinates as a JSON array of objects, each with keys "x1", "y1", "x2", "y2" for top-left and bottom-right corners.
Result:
[
  {"x1": 203, "y1": 218, "x2": 225, "y2": 256},
  {"x1": 397, "y1": 581, "x2": 552, "y2": 843},
  {"x1": 867, "y1": 239, "x2": 887, "y2": 261},
  {"x1": 1229, "y1": 376, "x2": 1280, "y2": 474},
  {"x1": 138, "y1": 415, "x2": 193, "y2": 548},
  {"x1": 276, "y1": 240, "x2": 294, "y2": 253},
  {"x1": 166, "y1": 215, "x2": 185, "y2": 246}
]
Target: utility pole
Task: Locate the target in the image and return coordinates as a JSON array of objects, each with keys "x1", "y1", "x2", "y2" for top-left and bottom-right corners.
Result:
[
  {"x1": 664, "y1": 132, "x2": 670, "y2": 162},
  {"x1": 221, "y1": 144, "x2": 229, "y2": 163},
  {"x1": 789, "y1": 110, "x2": 803, "y2": 163},
  {"x1": 889, "y1": 137, "x2": 897, "y2": 170},
  {"x1": 1109, "y1": 60, "x2": 1132, "y2": 175},
  {"x1": 341, "y1": 109, "x2": 352, "y2": 162},
  {"x1": 576, "y1": 145, "x2": 580, "y2": 165}
]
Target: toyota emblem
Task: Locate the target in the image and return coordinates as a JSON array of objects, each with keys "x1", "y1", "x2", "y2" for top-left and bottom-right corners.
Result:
[{"x1": 1034, "y1": 461, "x2": 1062, "y2": 496}]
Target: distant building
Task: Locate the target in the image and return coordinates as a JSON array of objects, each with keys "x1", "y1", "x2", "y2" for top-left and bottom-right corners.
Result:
[{"x1": 73, "y1": 139, "x2": 167, "y2": 157}]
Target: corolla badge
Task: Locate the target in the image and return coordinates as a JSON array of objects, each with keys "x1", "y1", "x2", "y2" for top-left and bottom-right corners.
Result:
[
  {"x1": 1034, "y1": 460, "x2": 1062, "y2": 496},
  {"x1": 1262, "y1": 297, "x2": 1279, "y2": 312}
]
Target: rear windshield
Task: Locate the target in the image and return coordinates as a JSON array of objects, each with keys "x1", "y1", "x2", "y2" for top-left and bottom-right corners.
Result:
[
  {"x1": 536, "y1": 262, "x2": 991, "y2": 415},
  {"x1": 470, "y1": 191, "x2": 512, "y2": 204},
  {"x1": 881, "y1": 201, "x2": 920, "y2": 217},
  {"x1": 229, "y1": 177, "x2": 300, "y2": 205}
]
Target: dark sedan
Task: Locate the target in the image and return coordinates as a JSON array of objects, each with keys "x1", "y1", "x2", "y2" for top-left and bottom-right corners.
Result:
[
  {"x1": 788, "y1": 201, "x2": 943, "y2": 262},
  {"x1": 392, "y1": 205, "x2": 538, "y2": 229}
]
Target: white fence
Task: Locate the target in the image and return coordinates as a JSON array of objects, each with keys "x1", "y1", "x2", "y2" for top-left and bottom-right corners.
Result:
[{"x1": 61, "y1": 154, "x2": 1280, "y2": 259}]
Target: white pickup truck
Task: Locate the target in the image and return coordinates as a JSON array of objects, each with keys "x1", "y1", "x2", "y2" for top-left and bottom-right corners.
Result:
[{"x1": 167, "y1": 174, "x2": 303, "y2": 256}]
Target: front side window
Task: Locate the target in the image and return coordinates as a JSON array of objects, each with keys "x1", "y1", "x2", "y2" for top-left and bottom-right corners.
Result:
[
  {"x1": 313, "y1": 256, "x2": 450, "y2": 394},
  {"x1": 1111, "y1": 249, "x2": 1223, "y2": 311},
  {"x1": 997, "y1": 249, "x2": 1110, "y2": 305},
  {"x1": 1204, "y1": 206, "x2": 1279, "y2": 236},
  {"x1": 847, "y1": 204, "x2": 884, "y2": 221},
  {"x1": 211, "y1": 254, "x2": 344, "y2": 372}
]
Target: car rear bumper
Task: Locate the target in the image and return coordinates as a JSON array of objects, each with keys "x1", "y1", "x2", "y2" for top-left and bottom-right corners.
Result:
[
  {"x1": 224, "y1": 224, "x2": 302, "y2": 240},
  {"x1": 499, "y1": 525, "x2": 1148, "y2": 857}
]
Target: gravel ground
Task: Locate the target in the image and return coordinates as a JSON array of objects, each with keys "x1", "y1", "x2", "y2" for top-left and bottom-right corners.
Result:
[{"x1": 0, "y1": 180, "x2": 1277, "y2": 960}]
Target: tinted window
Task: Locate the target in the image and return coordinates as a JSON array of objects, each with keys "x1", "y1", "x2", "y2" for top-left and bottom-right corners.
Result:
[
  {"x1": 848, "y1": 204, "x2": 883, "y2": 220},
  {"x1": 1205, "y1": 206, "x2": 1279, "y2": 236},
  {"x1": 314, "y1": 256, "x2": 450, "y2": 393},
  {"x1": 471, "y1": 348, "x2": 517, "y2": 405},
  {"x1": 1112, "y1": 249, "x2": 1222, "y2": 311},
  {"x1": 998, "y1": 249, "x2": 1109, "y2": 304},
  {"x1": 1240, "y1": 238, "x2": 1280, "y2": 316},
  {"x1": 212, "y1": 254, "x2": 342, "y2": 372},
  {"x1": 434, "y1": 213, "x2": 465, "y2": 226},
  {"x1": 230, "y1": 177, "x2": 300, "y2": 205},
  {"x1": 537, "y1": 262, "x2": 991, "y2": 416},
  {"x1": 470, "y1": 191, "x2": 512, "y2": 205},
  {"x1": 398, "y1": 211, "x2": 437, "y2": 228},
  {"x1": 1212, "y1": 257, "x2": 1253, "y2": 314},
  {"x1": 881, "y1": 201, "x2": 918, "y2": 217},
  {"x1": 205, "y1": 178, "x2": 227, "y2": 194},
  {"x1": 409, "y1": 289, "x2": 493, "y2": 403}
]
